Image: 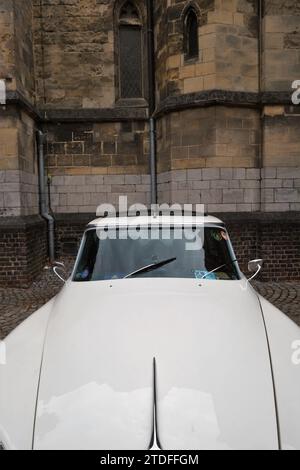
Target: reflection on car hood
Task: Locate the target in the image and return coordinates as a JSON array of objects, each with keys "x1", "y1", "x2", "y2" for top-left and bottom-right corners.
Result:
[{"x1": 34, "y1": 279, "x2": 278, "y2": 450}]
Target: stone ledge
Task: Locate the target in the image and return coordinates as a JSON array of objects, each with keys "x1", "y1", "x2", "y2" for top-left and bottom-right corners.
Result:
[
  {"x1": 52, "y1": 211, "x2": 300, "y2": 226},
  {"x1": 54, "y1": 213, "x2": 95, "y2": 225},
  {"x1": 215, "y1": 211, "x2": 300, "y2": 224},
  {"x1": 41, "y1": 107, "x2": 149, "y2": 123},
  {"x1": 155, "y1": 90, "x2": 293, "y2": 117},
  {"x1": 6, "y1": 92, "x2": 148, "y2": 123},
  {"x1": 6, "y1": 91, "x2": 42, "y2": 121},
  {"x1": 6, "y1": 90, "x2": 295, "y2": 123},
  {"x1": 156, "y1": 90, "x2": 259, "y2": 116},
  {"x1": 0, "y1": 215, "x2": 46, "y2": 230}
]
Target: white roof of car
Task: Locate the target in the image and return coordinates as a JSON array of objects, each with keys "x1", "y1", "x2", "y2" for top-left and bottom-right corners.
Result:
[{"x1": 88, "y1": 214, "x2": 224, "y2": 228}]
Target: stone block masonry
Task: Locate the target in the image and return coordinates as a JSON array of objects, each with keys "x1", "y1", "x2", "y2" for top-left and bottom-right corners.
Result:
[
  {"x1": 155, "y1": 0, "x2": 259, "y2": 102},
  {"x1": 33, "y1": 0, "x2": 116, "y2": 108},
  {"x1": 45, "y1": 121, "x2": 152, "y2": 212},
  {"x1": 50, "y1": 174, "x2": 151, "y2": 213},
  {"x1": 49, "y1": 165, "x2": 300, "y2": 215},
  {"x1": 0, "y1": 0, "x2": 300, "y2": 287},
  {"x1": 263, "y1": 7, "x2": 300, "y2": 92},
  {"x1": 157, "y1": 167, "x2": 300, "y2": 213},
  {"x1": 45, "y1": 121, "x2": 150, "y2": 175},
  {"x1": 156, "y1": 106, "x2": 261, "y2": 173},
  {"x1": 0, "y1": 170, "x2": 39, "y2": 217}
]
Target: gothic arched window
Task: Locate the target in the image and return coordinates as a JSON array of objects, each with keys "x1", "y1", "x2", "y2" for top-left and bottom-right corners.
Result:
[
  {"x1": 118, "y1": 1, "x2": 143, "y2": 99},
  {"x1": 184, "y1": 8, "x2": 199, "y2": 60}
]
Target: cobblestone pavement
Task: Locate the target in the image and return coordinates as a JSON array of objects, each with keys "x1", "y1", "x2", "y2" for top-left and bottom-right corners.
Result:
[
  {"x1": 0, "y1": 266, "x2": 64, "y2": 340},
  {"x1": 0, "y1": 264, "x2": 299, "y2": 339}
]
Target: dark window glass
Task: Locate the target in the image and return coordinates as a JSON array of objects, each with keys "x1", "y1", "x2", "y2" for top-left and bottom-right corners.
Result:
[
  {"x1": 119, "y1": 25, "x2": 143, "y2": 98},
  {"x1": 73, "y1": 227, "x2": 239, "y2": 282},
  {"x1": 186, "y1": 10, "x2": 199, "y2": 59}
]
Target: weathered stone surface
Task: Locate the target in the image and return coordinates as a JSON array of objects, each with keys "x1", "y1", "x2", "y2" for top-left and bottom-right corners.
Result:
[
  {"x1": 50, "y1": 171, "x2": 151, "y2": 213},
  {"x1": 157, "y1": 105, "x2": 261, "y2": 173},
  {"x1": 264, "y1": 116, "x2": 300, "y2": 167},
  {"x1": 156, "y1": 167, "x2": 300, "y2": 213},
  {"x1": 284, "y1": 32, "x2": 300, "y2": 49},
  {"x1": 0, "y1": 3, "x2": 300, "y2": 205},
  {"x1": 265, "y1": 0, "x2": 300, "y2": 15},
  {"x1": 44, "y1": 120, "x2": 149, "y2": 176},
  {"x1": 264, "y1": 9, "x2": 300, "y2": 92}
]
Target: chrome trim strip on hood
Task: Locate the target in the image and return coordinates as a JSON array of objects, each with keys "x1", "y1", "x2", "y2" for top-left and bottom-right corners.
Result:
[
  {"x1": 258, "y1": 296, "x2": 282, "y2": 450},
  {"x1": 31, "y1": 308, "x2": 54, "y2": 450},
  {"x1": 149, "y1": 358, "x2": 162, "y2": 450}
]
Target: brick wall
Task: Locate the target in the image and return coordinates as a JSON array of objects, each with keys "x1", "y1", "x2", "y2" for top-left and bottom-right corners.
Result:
[
  {"x1": 53, "y1": 212, "x2": 300, "y2": 282},
  {"x1": 226, "y1": 216, "x2": 300, "y2": 281},
  {"x1": 0, "y1": 216, "x2": 47, "y2": 288},
  {"x1": 55, "y1": 213, "x2": 92, "y2": 258},
  {"x1": 259, "y1": 221, "x2": 300, "y2": 281},
  {"x1": 226, "y1": 220, "x2": 259, "y2": 274}
]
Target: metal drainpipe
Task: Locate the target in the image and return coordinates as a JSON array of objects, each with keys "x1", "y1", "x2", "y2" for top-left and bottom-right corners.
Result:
[
  {"x1": 258, "y1": 0, "x2": 264, "y2": 214},
  {"x1": 256, "y1": 0, "x2": 264, "y2": 260},
  {"x1": 147, "y1": 0, "x2": 157, "y2": 205},
  {"x1": 149, "y1": 117, "x2": 157, "y2": 206},
  {"x1": 37, "y1": 130, "x2": 55, "y2": 263}
]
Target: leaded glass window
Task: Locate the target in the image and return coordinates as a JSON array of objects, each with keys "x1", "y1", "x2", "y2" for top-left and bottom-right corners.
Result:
[
  {"x1": 185, "y1": 9, "x2": 199, "y2": 60},
  {"x1": 118, "y1": 2, "x2": 143, "y2": 99}
]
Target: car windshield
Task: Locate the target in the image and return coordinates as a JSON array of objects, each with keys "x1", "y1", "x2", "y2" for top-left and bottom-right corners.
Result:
[{"x1": 73, "y1": 226, "x2": 240, "y2": 282}]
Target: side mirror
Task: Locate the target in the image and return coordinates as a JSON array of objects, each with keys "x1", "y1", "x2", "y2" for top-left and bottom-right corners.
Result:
[
  {"x1": 53, "y1": 261, "x2": 67, "y2": 283},
  {"x1": 248, "y1": 259, "x2": 263, "y2": 281}
]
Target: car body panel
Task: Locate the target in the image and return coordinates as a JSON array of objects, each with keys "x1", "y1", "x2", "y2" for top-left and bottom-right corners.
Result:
[
  {"x1": 88, "y1": 215, "x2": 224, "y2": 229},
  {"x1": 0, "y1": 300, "x2": 53, "y2": 450},
  {"x1": 259, "y1": 296, "x2": 300, "y2": 450},
  {"x1": 34, "y1": 279, "x2": 278, "y2": 450},
  {"x1": 2, "y1": 215, "x2": 299, "y2": 451}
]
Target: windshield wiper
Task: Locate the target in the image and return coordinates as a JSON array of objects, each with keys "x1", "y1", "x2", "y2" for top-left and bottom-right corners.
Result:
[{"x1": 124, "y1": 257, "x2": 177, "y2": 279}]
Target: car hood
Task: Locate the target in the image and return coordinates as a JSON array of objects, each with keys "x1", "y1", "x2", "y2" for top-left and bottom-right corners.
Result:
[{"x1": 34, "y1": 279, "x2": 278, "y2": 450}]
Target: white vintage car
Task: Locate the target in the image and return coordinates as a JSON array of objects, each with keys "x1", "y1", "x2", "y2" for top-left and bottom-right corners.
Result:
[{"x1": 0, "y1": 214, "x2": 299, "y2": 450}]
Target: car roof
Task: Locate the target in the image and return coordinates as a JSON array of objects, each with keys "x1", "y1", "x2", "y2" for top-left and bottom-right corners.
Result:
[{"x1": 87, "y1": 214, "x2": 224, "y2": 228}]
